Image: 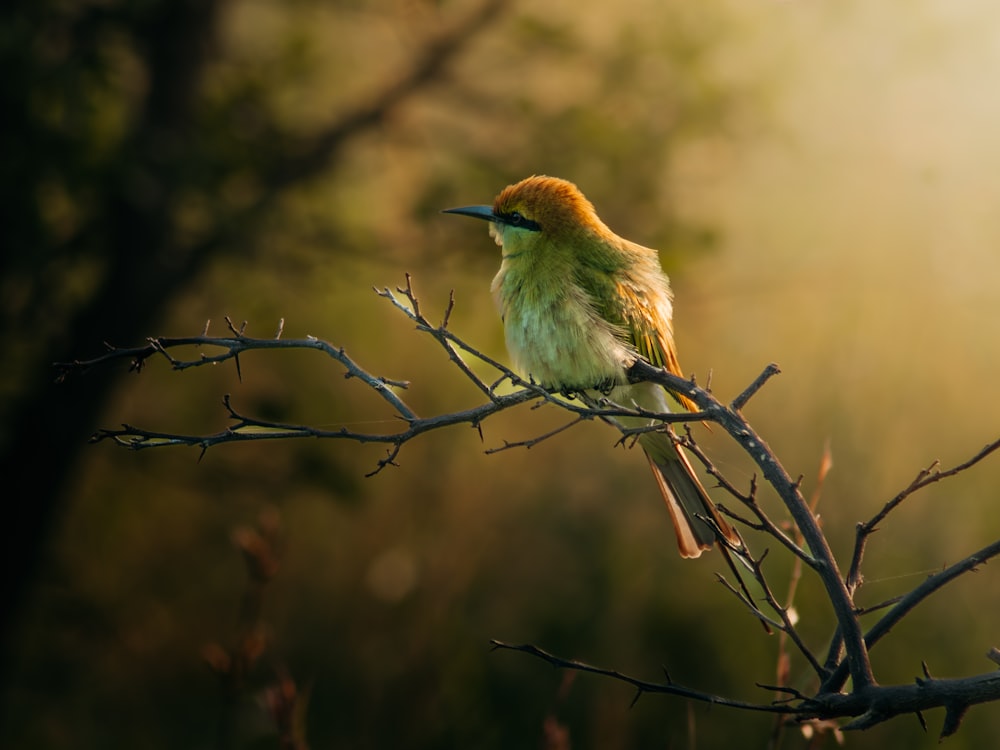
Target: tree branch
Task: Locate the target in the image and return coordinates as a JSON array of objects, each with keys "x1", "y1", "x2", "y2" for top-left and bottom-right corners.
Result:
[
  {"x1": 489, "y1": 640, "x2": 789, "y2": 714},
  {"x1": 59, "y1": 276, "x2": 1000, "y2": 737},
  {"x1": 491, "y1": 641, "x2": 1000, "y2": 739},
  {"x1": 822, "y1": 537, "x2": 1000, "y2": 695},
  {"x1": 627, "y1": 358, "x2": 877, "y2": 691}
]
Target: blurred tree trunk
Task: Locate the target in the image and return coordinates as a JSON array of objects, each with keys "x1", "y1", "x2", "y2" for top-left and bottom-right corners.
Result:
[
  {"x1": 0, "y1": 0, "x2": 505, "y2": 673},
  {"x1": 0, "y1": 0, "x2": 225, "y2": 668}
]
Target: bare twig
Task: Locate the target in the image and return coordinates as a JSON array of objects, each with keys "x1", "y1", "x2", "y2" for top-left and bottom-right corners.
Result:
[
  {"x1": 484, "y1": 416, "x2": 591, "y2": 454},
  {"x1": 489, "y1": 640, "x2": 788, "y2": 714},
  {"x1": 846, "y1": 437, "x2": 1000, "y2": 596},
  {"x1": 730, "y1": 363, "x2": 782, "y2": 411},
  {"x1": 823, "y1": 537, "x2": 1000, "y2": 694}
]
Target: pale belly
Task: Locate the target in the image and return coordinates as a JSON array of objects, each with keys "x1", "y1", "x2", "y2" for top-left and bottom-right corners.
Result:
[{"x1": 502, "y1": 295, "x2": 635, "y2": 390}]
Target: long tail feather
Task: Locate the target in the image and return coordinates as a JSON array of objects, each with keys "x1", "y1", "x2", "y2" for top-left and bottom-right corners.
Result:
[
  {"x1": 642, "y1": 430, "x2": 741, "y2": 558},
  {"x1": 644, "y1": 430, "x2": 771, "y2": 629}
]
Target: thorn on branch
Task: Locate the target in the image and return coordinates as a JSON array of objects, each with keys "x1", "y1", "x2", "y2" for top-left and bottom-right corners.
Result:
[
  {"x1": 919, "y1": 460, "x2": 941, "y2": 481},
  {"x1": 941, "y1": 703, "x2": 969, "y2": 739}
]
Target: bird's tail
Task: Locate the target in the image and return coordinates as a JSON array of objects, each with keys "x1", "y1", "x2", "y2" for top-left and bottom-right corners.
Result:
[
  {"x1": 641, "y1": 429, "x2": 742, "y2": 559},
  {"x1": 644, "y1": 428, "x2": 774, "y2": 631}
]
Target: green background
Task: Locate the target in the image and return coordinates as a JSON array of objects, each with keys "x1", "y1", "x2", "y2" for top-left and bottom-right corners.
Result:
[{"x1": 3, "y1": 1, "x2": 999, "y2": 747}]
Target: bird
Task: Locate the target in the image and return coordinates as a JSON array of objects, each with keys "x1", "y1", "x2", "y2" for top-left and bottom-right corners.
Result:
[{"x1": 444, "y1": 175, "x2": 742, "y2": 559}]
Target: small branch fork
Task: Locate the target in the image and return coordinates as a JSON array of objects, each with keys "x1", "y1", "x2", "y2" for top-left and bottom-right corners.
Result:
[{"x1": 58, "y1": 275, "x2": 1000, "y2": 737}]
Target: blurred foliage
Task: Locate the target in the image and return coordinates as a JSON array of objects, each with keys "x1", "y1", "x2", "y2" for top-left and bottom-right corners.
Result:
[{"x1": 3, "y1": 0, "x2": 1000, "y2": 748}]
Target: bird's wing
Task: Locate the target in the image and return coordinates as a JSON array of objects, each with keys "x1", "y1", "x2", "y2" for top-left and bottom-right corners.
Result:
[
  {"x1": 614, "y1": 280, "x2": 699, "y2": 414},
  {"x1": 570, "y1": 245, "x2": 697, "y2": 413}
]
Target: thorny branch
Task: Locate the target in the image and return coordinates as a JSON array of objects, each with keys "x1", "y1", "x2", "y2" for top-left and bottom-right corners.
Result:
[
  {"x1": 61, "y1": 276, "x2": 711, "y2": 472},
  {"x1": 846, "y1": 438, "x2": 1000, "y2": 596},
  {"x1": 488, "y1": 640, "x2": 790, "y2": 714},
  {"x1": 58, "y1": 275, "x2": 1000, "y2": 738}
]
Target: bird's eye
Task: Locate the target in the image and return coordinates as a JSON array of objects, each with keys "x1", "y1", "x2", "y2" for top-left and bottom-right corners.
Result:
[{"x1": 499, "y1": 210, "x2": 540, "y2": 232}]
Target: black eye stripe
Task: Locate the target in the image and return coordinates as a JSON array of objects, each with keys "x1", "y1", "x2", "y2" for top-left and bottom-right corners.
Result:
[{"x1": 498, "y1": 210, "x2": 541, "y2": 232}]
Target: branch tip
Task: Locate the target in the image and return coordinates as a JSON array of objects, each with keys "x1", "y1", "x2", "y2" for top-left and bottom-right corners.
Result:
[
  {"x1": 441, "y1": 289, "x2": 456, "y2": 328},
  {"x1": 730, "y1": 362, "x2": 781, "y2": 410}
]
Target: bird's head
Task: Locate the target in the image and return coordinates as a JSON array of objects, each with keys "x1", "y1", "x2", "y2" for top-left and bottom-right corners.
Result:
[{"x1": 443, "y1": 175, "x2": 608, "y2": 253}]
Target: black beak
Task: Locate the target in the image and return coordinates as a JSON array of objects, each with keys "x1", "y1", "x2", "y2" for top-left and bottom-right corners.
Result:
[{"x1": 441, "y1": 205, "x2": 497, "y2": 222}]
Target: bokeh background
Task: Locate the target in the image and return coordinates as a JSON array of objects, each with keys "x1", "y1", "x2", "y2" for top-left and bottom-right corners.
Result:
[{"x1": 3, "y1": 1, "x2": 1000, "y2": 748}]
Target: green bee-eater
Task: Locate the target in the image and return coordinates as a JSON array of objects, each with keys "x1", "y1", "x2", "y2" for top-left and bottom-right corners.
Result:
[{"x1": 446, "y1": 175, "x2": 741, "y2": 558}]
